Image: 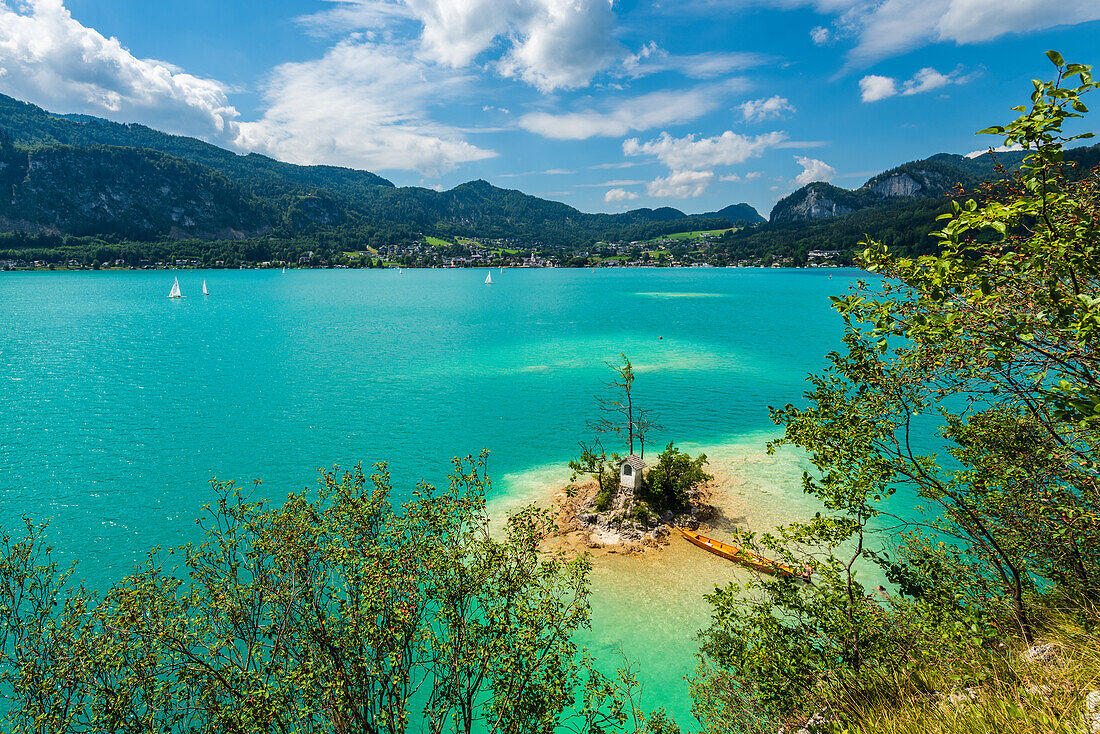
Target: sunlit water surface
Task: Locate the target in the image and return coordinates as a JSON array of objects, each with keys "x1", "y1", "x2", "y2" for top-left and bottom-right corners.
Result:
[{"x1": 1, "y1": 267, "x2": 878, "y2": 723}]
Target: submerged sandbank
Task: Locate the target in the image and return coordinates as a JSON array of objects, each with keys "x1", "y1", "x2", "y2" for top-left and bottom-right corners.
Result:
[{"x1": 487, "y1": 432, "x2": 825, "y2": 722}]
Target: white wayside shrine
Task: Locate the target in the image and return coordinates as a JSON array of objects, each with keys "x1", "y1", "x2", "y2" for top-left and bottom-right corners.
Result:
[{"x1": 619, "y1": 454, "x2": 646, "y2": 490}]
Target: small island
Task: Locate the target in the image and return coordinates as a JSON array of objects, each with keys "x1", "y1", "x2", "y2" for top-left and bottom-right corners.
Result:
[{"x1": 551, "y1": 355, "x2": 716, "y2": 555}]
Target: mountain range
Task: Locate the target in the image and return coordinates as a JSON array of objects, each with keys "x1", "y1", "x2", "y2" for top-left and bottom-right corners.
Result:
[
  {"x1": 768, "y1": 146, "x2": 1099, "y2": 226},
  {"x1": 2, "y1": 91, "x2": 1097, "y2": 259},
  {"x1": 0, "y1": 94, "x2": 761, "y2": 246}
]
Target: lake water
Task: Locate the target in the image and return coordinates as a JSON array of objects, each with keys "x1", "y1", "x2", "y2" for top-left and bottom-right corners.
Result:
[{"x1": 0, "y1": 267, "x2": 862, "y2": 722}]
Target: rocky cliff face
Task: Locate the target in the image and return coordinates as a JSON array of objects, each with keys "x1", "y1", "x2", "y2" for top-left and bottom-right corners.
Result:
[
  {"x1": 862, "y1": 164, "x2": 961, "y2": 199},
  {"x1": 868, "y1": 172, "x2": 924, "y2": 197},
  {"x1": 770, "y1": 160, "x2": 976, "y2": 224},
  {"x1": 770, "y1": 182, "x2": 860, "y2": 223}
]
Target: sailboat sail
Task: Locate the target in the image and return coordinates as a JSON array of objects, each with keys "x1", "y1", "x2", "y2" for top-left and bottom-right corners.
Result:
[
  {"x1": 168, "y1": 277, "x2": 182, "y2": 298},
  {"x1": 484, "y1": 271, "x2": 493, "y2": 285},
  {"x1": 202, "y1": 280, "x2": 209, "y2": 296}
]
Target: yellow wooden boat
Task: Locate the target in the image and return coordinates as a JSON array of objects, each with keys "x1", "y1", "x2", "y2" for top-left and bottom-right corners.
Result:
[{"x1": 677, "y1": 527, "x2": 809, "y2": 580}]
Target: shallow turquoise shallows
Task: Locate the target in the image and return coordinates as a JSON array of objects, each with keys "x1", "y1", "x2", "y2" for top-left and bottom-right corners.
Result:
[{"x1": 1, "y1": 267, "x2": 862, "y2": 721}]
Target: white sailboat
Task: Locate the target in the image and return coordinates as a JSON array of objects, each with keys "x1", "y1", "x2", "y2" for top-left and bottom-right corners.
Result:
[
  {"x1": 168, "y1": 277, "x2": 182, "y2": 298},
  {"x1": 282, "y1": 267, "x2": 286, "y2": 274},
  {"x1": 202, "y1": 280, "x2": 209, "y2": 296},
  {"x1": 484, "y1": 270, "x2": 493, "y2": 285}
]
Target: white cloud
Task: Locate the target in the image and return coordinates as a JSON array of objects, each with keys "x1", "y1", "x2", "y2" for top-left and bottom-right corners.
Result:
[
  {"x1": 965, "y1": 143, "x2": 1024, "y2": 158},
  {"x1": 698, "y1": 0, "x2": 1100, "y2": 66},
  {"x1": 0, "y1": 0, "x2": 241, "y2": 144},
  {"x1": 622, "y1": 43, "x2": 769, "y2": 79},
  {"x1": 604, "y1": 188, "x2": 640, "y2": 202},
  {"x1": 237, "y1": 41, "x2": 495, "y2": 174},
  {"x1": 624, "y1": 129, "x2": 787, "y2": 171},
  {"x1": 739, "y1": 95, "x2": 795, "y2": 122},
  {"x1": 793, "y1": 155, "x2": 836, "y2": 185},
  {"x1": 859, "y1": 74, "x2": 898, "y2": 102},
  {"x1": 627, "y1": 130, "x2": 787, "y2": 201},
  {"x1": 844, "y1": 0, "x2": 1100, "y2": 66},
  {"x1": 588, "y1": 161, "x2": 639, "y2": 170},
  {"x1": 575, "y1": 179, "x2": 647, "y2": 187},
  {"x1": 859, "y1": 66, "x2": 975, "y2": 102},
  {"x1": 0, "y1": 1, "x2": 495, "y2": 174},
  {"x1": 305, "y1": 0, "x2": 622, "y2": 92},
  {"x1": 647, "y1": 170, "x2": 715, "y2": 199},
  {"x1": 901, "y1": 66, "x2": 953, "y2": 95},
  {"x1": 518, "y1": 80, "x2": 746, "y2": 140},
  {"x1": 719, "y1": 170, "x2": 763, "y2": 182}
]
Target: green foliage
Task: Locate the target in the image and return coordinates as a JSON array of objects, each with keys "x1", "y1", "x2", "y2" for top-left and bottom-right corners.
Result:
[
  {"x1": 569, "y1": 443, "x2": 621, "y2": 511},
  {"x1": 0, "y1": 455, "x2": 647, "y2": 734},
  {"x1": 716, "y1": 144, "x2": 1100, "y2": 265},
  {"x1": 0, "y1": 94, "x2": 742, "y2": 250},
  {"x1": 693, "y1": 51, "x2": 1100, "y2": 726},
  {"x1": 637, "y1": 443, "x2": 712, "y2": 515}
]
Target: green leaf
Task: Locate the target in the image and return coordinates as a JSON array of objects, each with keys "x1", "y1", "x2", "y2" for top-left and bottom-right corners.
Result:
[
  {"x1": 1045, "y1": 50, "x2": 1065, "y2": 67},
  {"x1": 975, "y1": 127, "x2": 1004, "y2": 135}
]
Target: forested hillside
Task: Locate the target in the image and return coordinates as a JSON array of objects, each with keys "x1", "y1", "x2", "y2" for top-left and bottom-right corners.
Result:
[
  {"x1": 718, "y1": 142, "x2": 1100, "y2": 263},
  {"x1": 0, "y1": 94, "x2": 754, "y2": 252}
]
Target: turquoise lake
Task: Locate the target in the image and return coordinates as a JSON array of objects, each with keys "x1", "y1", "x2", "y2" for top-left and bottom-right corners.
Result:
[{"x1": 0, "y1": 267, "x2": 865, "y2": 721}]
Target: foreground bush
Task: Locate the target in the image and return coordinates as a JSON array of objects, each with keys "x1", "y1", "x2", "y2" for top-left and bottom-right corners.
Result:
[
  {"x1": 0, "y1": 455, "x2": 650, "y2": 734},
  {"x1": 693, "y1": 52, "x2": 1100, "y2": 728}
]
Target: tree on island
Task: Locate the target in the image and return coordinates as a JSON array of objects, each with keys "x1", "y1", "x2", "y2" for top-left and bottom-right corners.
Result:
[
  {"x1": 571, "y1": 355, "x2": 710, "y2": 522},
  {"x1": 590, "y1": 354, "x2": 641, "y2": 456}
]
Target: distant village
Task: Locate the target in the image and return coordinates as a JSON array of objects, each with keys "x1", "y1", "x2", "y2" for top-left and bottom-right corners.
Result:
[{"x1": 0, "y1": 230, "x2": 844, "y2": 271}]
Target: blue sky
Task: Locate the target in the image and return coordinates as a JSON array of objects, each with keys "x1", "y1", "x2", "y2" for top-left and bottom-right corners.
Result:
[{"x1": 1, "y1": 1, "x2": 1098, "y2": 218}]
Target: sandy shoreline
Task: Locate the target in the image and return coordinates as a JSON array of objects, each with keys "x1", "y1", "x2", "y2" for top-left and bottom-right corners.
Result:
[
  {"x1": 498, "y1": 442, "x2": 811, "y2": 571},
  {"x1": 480, "y1": 437, "x2": 826, "y2": 722}
]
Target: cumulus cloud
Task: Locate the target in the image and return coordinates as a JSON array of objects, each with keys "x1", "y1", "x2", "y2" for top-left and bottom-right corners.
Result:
[
  {"x1": 859, "y1": 65, "x2": 975, "y2": 102},
  {"x1": 623, "y1": 129, "x2": 787, "y2": 171},
  {"x1": 518, "y1": 80, "x2": 747, "y2": 140},
  {"x1": 719, "y1": 170, "x2": 763, "y2": 182},
  {"x1": 627, "y1": 129, "x2": 788, "y2": 201},
  {"x1": 236, "y1": 41, "x2": 495, "y2": 174},
  {"x1": 739, "y1": 95, "x2": 795, "y2": 122},
  {"x1": 810, "y1": 25, "x2": 831, "y2": 44},
  {"x1": 859, "y1": 74, "x2": 897, "y2": 102},
  {"x1": 793, "y1": 155, "x2": 836, "y2": 185},
  {"x1": 901, "y1": 67, "x2": 955, "y2": 94},
  {"x1": 302, "y1": 0, "x2": 622, "y2": 92},
  {"x1": 605, "y1": 188, "x2": 640, "y2": 202},
  {"x1": 0, "y1": 0, "x2": 241, "y2": 143},
  {"x1": 647, "y1": 170, "x2": 715, "y2": 199},
  {"x1": 0, "y1": 0, "x2": 495, "y2": 174}
]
